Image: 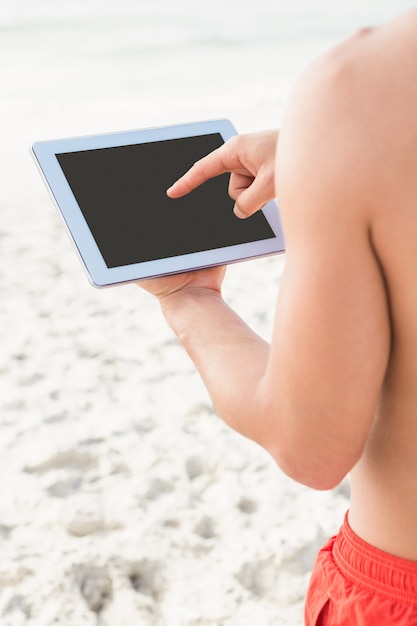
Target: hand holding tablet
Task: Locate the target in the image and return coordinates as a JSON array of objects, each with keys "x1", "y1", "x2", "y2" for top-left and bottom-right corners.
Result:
[{"x1": 31, "y1": 119, "x2": 285, "y2": 287}]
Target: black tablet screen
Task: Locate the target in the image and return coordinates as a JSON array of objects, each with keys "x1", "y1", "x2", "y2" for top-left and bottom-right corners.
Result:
[{"x1": 56, "y1": 133, "x2": 275, "y2": 268}]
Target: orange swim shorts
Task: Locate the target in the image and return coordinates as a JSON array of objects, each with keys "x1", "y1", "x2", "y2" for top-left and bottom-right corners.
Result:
[{"x1": 305, "y1": 512, "x2": 417, "y2": 625}]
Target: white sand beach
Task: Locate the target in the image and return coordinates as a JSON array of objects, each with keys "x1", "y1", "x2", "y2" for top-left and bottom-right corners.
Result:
[{"x1": 0, "y1": 1, "x2": 414, "y2": 624}]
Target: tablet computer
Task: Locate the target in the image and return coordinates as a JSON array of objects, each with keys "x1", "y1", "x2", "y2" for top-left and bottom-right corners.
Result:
[{"x1": 31, "y1": 119, "x2": 285, "y2": 287}]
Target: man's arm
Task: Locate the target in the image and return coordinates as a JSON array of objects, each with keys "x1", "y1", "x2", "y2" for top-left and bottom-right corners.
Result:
[{"x1": 143, "y1": 30, "x2": 391, "y2": 490}]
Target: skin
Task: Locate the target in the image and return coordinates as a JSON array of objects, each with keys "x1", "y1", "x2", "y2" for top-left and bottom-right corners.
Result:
[{"x1": 140, "y1": 7, "x2": 417, "y2": 561}]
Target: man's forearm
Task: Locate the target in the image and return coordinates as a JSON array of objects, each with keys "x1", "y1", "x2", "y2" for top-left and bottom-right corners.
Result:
[{"x1": 159, "y1": 287, "x2": 270, "y2": 444}]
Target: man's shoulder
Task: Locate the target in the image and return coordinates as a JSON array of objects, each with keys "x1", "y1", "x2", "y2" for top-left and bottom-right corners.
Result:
[
  {"x1": 278, "y1": 8, "x2": 417, "y2": 217},
  {"x1": 305, "y1": 8, "x2": 417, "y2": 125}
]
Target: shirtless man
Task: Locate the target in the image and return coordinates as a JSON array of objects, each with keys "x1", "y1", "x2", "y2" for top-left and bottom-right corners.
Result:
[{"x1": 140, "y1": 7, "x2": 417, "y2": 624}]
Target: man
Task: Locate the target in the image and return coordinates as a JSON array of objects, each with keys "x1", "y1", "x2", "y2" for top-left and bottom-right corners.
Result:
[{"x1": 140, "y1": 7, "x2": 417, "y2": 624}]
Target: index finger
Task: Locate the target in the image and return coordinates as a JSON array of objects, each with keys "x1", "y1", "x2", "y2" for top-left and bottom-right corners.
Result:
[{"x1": 166, "y1": 144, "x2": 232, "y2": 198}]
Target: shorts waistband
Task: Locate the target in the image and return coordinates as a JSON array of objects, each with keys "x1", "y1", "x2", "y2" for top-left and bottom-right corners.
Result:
[{"x1": 333, "y1": 513, "x2": 417, "y2": 605}]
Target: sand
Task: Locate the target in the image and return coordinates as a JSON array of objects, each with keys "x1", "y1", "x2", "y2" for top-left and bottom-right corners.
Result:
[{"x1": 0, "y1": 183, "x2": 350, "y2": 625}]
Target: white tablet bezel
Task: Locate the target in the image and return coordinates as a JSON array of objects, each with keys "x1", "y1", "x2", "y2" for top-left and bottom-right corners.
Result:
[{"x1": 31, "y1": 119, "x2": 285, "y2": 287}]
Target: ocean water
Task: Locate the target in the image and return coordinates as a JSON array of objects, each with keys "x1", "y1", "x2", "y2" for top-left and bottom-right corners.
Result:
[{"x1": 0, "y1": 0, "x2": 415, "y2": 201}]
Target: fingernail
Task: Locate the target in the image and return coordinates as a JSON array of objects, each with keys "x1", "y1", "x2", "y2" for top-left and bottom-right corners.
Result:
[{"x1": 233, "y1": 205, "x2": 246, "y2": 219}]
